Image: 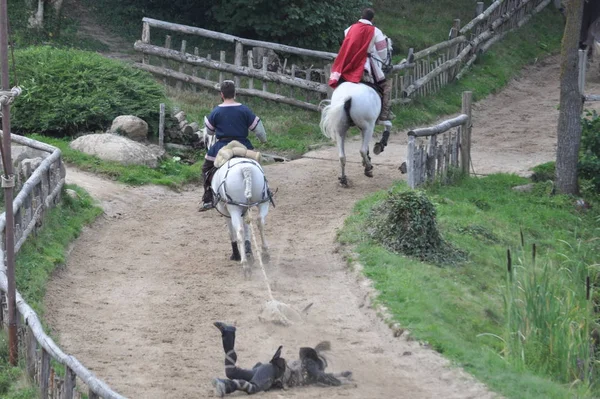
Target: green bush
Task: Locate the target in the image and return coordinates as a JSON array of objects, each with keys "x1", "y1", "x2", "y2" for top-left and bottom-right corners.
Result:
[
  {"x1": 366, "y1": 190, "x2": 464, "y2": 265},
  {"x1": 11, "y1": 46, "x2": 166, "y2": 137},
  {"x1": 579, "y1": 110, "x2": 600, "y2": 193}
]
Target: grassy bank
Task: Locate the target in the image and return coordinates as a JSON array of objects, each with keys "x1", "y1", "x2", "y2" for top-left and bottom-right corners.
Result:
[
  {"x1": 338, "y1": 176, "x2": 600, "y2": 398},
  {"x1": 32, "y1": 134, "x2": 203, "y2": 188},
  {"x1": 0, "y1": 185, "x2": 103, "y2": 398}
]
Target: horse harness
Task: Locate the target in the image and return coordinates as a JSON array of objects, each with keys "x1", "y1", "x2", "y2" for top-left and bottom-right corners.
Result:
[{"x1": 212, "y1": 159, "x2": 274, "y2": 218}]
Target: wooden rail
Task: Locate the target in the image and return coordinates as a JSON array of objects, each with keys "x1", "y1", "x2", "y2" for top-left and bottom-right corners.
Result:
[
  {"x1": 406, "y1": 92, "x2": 472, "y2": 189},
  {"x1": 133, "y1": 0, "x2": 551, "y2": 111},
  {"x1": 0, "y1": 132, "x2": 126, "y2": 399}
]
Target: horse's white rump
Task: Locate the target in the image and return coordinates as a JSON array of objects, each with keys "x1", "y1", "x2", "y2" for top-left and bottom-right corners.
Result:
[
  {"x1": 320, "y1": 82, "x2": 383, "y2": 186},
  {"x1": 211, "y1": 157, "x2": 270, "y2": 277}
]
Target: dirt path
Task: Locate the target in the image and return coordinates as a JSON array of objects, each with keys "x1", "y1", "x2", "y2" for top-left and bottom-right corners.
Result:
[
  {"x1": 65, "y1": 0, "x2": 139, "y2": 61},
  {"x1": 44, "y1": 57, "x2": 600, "y2": 398}
]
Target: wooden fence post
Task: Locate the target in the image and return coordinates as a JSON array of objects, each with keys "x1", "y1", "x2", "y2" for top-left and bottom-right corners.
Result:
[
  {"x1": 219, "y1": 51, "x2": 226, "y2": 84},
  {"x1": 247, "y1": 50, "x2": 254, "y2": 90},
  {"x1": 578, "y1": 49, "x2": 587, "y2": 96},
  {"x1": 234, "y1": 41, "x2": 243, "y2": 87},
  {"x1": 64, "y1": 366, "x2": 76, "y2": 399},
  {"x1": 141, "y1": 21, "x2": 150, "y2": 65},
  {"x1": 461, "y1": 91, "x2": 473, "y2": 176},
  {"x1": 193, "y1": 47, "x2": 199, "y2": 92},
  {"x1": 162, "y1": 35, "x2": 171, "y2": 86},
  {"x1": 88, "y1": 389, "x2": 99, "y2": 399},
  {"x1": 159, "y1": 103, "x2": 165, "y2": 150},
  {"x1": 26, "y1": 326, "x2": 37, "y2": 379},
  {"x1": 262, "y1": 56, "x2": 268, "y2": 92},
  {"x1": 324, "y1": 64, "x2": 333, "y2": 99},
  {"x1": 206, "y1": 53, "x2": 212, "y2": 80},
  {"x1": 476, "y1": 1, "x2": 485, "y2": 15},
  {"x1": 176, "y1": 40, "x2": 187, "y2": 91},
  {"x1": 407, "y1": 135, "x2": 416, "y2": 189},
  {"x1": 40, "y1": 348, "x2": 50, "y2": 398},
  {"x1": 450, "y1": 19, "x2": 460, "y2": 80}
]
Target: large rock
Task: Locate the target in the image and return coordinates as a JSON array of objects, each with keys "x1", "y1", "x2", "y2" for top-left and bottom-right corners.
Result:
[
  {"x1": 70, "y1": 134, "x2": 163, "y2": 168},
  {"x1": 0, "y1": 144, "x2": 48, "y2": 170},
  {"x1": 110, "y1": 115, "x2": 149, "y2": 142}
]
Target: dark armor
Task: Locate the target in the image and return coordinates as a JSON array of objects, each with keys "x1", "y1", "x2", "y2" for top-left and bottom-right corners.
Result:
[{"x1": 212, "y1": 322, "x2": 352, "y2": 397}]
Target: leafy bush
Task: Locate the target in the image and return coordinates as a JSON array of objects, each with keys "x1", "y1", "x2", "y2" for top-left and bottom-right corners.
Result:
[
  {"x1": 210, "y1": 0, "x2": 371, "y2": 50},
  {"x1": 366, "y1": 190, "x2": 464, "y2": 265},
  {"x1": 11, "y1": 46, "x2": 165, "y2": 137},
  {"x1": 531, "y1": 162, "x2": 555, "y2": 183},
  {"x1": 579, "y1": 110, "x2": 600, "y2": 193}
]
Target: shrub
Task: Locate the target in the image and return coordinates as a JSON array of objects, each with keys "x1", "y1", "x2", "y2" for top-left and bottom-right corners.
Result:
[
  {"x1": 11, "y1": 46, "x2": 165, "y2": 137},
  {"x1": 579, "y1": 110, "x2": 600, "y2": 193},
  {"x1": 365, "y1": 190, "x2": 464, "y2": 265}
]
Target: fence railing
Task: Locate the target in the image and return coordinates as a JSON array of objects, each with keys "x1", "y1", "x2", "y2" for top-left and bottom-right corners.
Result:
[
  {"x1": 396, "y1": 0, "x2": 553, "y2": 100},
  {"x1": 0, "y1": 133, "x2": 125, "y2": 399},
  {"x1": 133, "y1": 0, "x2": 554, "y2": 111},
  {"x1": 406, "y1": 91, "x2": 472, "y2": 188}
]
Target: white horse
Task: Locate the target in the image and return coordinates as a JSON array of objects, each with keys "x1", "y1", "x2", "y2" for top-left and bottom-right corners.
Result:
[
  {"x1": 319, "y1": 39, "x2": 394, "y2": 187},
  {"x1": 206, "y1": 135, "x2": 272, "y2": 278}
]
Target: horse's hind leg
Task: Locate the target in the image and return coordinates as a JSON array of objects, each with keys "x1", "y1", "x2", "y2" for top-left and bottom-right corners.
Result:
[
  {"x1": 229, "y1": 207, "x2": 251, "y2": 278},
  {"x1": 243, "y1": 221, "x2": 254, "y2": 266},
  {"x1": 360, "y1": 125, "x2": 375, "y2": 178},
  {"x1": 227, "y1": 219, "x2": 241, "y2": 261},
  {"x1": 336, "y1": 131, "x2": 348, "y2": 187},
  {"x1": 257, "y1": 203, "x2": 270, "y2": 263}
]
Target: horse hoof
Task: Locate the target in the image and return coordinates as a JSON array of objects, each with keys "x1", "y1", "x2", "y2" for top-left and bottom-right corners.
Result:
[
  {"x1": 338, "y1": 176, "x2": 349, "y2": 187},
  {"x1": 230, "y1": 253, "x2": 241, "y2": 261},
  {"x1": 364, "y1": 166, "x2": 374, "y2": 178},
  {"x1": 373, "y1": 142, "x2": 384, "y2": 155}
]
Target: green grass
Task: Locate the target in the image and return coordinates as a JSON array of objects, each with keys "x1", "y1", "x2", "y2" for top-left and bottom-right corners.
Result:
[
  {"x1": 338, "y1": 175, "x2": 600, "y2": 398},
  {"x1": 0, "y1": 185, "x2": 102, "y2": 398},
  {"x1": 31, "y1": 134, "x2": 203, "y2": 188}
]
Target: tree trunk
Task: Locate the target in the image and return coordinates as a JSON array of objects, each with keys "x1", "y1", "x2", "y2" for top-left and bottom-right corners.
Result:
[{"x1": 555, "y1": 0, "x2": 585, "y2": 194}]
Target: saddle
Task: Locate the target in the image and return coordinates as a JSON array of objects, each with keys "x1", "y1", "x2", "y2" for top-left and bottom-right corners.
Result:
[{"x1": 214, "y1": 140, "x2": 262, "y2": 168}]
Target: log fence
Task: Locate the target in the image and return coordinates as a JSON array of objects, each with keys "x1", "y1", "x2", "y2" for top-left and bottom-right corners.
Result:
[
  {"x1": 133, "y1": 0, "x2": 554, "y2": 111},
  {"x1": 0, "y1": 133, "x2": 125, "y2": 399},
  {"x1": 406, "y1": 91, "x2": 472, "y2": 188}
]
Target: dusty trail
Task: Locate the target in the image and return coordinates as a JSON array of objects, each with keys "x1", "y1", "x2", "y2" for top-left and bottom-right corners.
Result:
[{"x1": 44, "y1": 56, "x2": 600, "y2": 398}]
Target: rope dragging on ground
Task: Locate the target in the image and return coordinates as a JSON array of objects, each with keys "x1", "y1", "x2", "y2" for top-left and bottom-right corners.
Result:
[{"x1": 246, "y1": 208, "x2": 303, "y2": 326}]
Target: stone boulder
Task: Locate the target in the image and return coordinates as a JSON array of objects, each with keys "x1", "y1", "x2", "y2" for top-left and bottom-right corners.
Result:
[
  {"x1": 70, "y1": 134, "x2": 163, "y2": 168},
  {"x1": 110, "y1": 115, "x2": 149, "y2": 142}
]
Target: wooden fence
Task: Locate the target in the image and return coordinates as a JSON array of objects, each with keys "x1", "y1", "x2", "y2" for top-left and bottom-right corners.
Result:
[
  {"x1": 0, "y1": 133, "x2": 125, "y2": 399},
  {"x1": 406, "y1": 92, "x2": 472, "y2": 188},
  {"x1": 133, "y1": 0, "x2": 554, "y2": 111}
]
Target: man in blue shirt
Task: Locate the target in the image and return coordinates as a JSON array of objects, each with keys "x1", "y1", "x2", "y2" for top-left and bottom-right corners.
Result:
[{"x1": 199, "y1": 80, "x2": 267, "y2": 211}]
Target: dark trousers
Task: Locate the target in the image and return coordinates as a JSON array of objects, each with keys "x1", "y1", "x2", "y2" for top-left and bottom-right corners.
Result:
[
  {"x1": 217, "y1": 328, "x2": 277, "y2": 395},
  {"x1": 202, "y1": 159, "x2": 216, "y2": 203}
]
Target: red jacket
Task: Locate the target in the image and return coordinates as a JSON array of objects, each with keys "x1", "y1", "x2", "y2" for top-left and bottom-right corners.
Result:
[{"x1": 328, "y1": 22, "x2": 375, "y2": 89}]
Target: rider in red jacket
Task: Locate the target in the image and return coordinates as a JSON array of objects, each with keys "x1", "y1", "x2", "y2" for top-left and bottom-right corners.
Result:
[{"x1": 329, "y1": 8, "x2": 394, "y2": 123}]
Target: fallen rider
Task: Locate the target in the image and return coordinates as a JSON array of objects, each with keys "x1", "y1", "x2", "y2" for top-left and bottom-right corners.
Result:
[{"x1": 211, "y1": 322, "x2": 353, "y2": 396}]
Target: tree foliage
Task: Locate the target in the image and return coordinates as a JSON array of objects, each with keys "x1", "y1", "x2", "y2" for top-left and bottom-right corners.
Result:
[{"x1": 208, "y1": 0, "x2": 370, "y2": 50}]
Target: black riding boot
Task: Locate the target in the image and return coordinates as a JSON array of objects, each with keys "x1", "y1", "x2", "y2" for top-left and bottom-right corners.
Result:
[{"x1": 200, "y1": 160, "x2": 216, "y2": 211}]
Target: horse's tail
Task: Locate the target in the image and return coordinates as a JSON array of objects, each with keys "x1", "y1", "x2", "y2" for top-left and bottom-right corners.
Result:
[
  {"x1": 320, "y1": 97, "x2": 351, "y2": 141},
  {"x1": 242, "y1": 166, "x2": 253, "y2": 203}
]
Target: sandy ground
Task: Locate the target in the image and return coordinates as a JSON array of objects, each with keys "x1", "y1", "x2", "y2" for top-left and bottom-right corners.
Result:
[{"x1": 43, "y1": 56, "x2": 600, "y2": 398}]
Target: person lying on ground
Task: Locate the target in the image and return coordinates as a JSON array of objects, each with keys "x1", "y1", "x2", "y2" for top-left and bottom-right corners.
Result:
[{"x1": 211, "y1": 321, "x2": 353, "y2": 396}]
